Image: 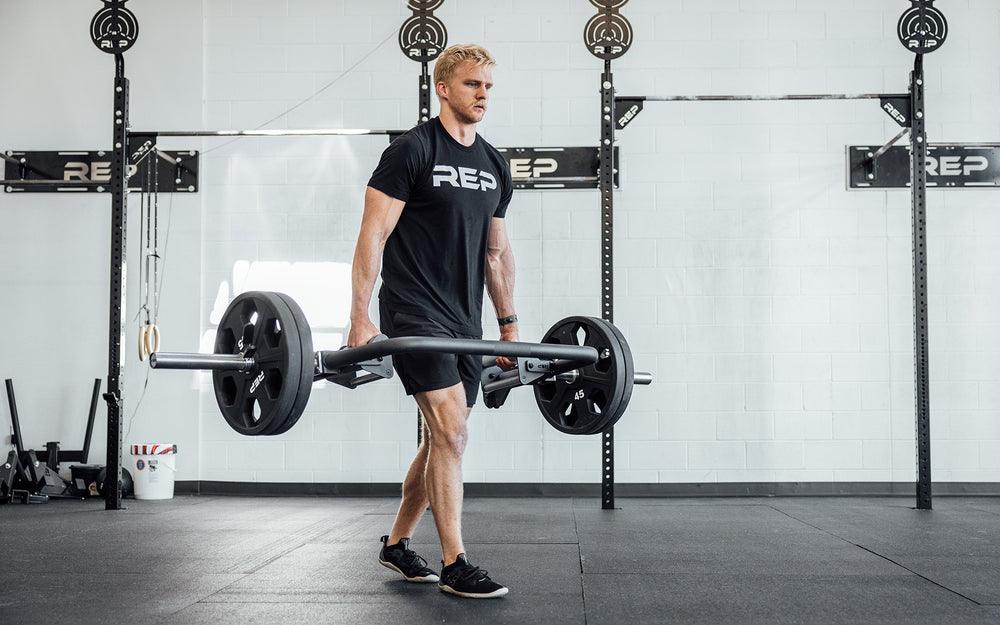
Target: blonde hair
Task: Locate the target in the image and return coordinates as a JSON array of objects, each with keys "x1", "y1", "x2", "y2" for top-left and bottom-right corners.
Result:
[{"x1": 433, "y1": 44, "x2": 496, "y2": 87}]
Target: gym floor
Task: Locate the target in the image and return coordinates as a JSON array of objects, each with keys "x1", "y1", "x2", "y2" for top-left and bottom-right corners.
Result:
[{"x1": 2, "y1": 495, "x2": 999, "y2": 624}]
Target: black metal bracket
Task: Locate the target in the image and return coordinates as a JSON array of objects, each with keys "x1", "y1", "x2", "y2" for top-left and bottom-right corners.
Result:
[
  {"x1": 614, "y1": 97, "x2": 644, "y2": 130},
  {"x1": 880, "y1": 95, "x2": 912, "y2": 127},
  {"x1": 516, "y1": 358, "x2": 552, "y2": 386},
  {"x1": 856, "y1": 127, "x2": 911, "y2": 184}
]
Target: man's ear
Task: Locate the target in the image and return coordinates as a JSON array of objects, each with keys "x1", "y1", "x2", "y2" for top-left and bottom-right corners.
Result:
[{"x1": 435, "y1": 81, "x2": 448, "y2": 100}]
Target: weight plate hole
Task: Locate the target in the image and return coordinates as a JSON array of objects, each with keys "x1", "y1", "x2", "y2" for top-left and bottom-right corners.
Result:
[
  {"x1": 217, "y1": 328, "x2": 236, "y2": 354},
  {"x1": 265, "y1": 368, "x2": 283, "y2": 400},
  {"x1": 220, "y1": 377, "x2": 237, "y2": 407},
  {"x1": 589, "y1": 389, "x2": 607, "y2": 411},
  {"x1": 264, "y1": 317, "x2": 283, "y2": 349},
  {"x1": 537, "y1": 382, "x2": 556, "y2": 402}
]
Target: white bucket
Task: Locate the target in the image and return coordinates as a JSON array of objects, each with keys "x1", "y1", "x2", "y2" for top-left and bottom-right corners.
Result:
[{"x1": 130, "y1": 444, "x2": 178, "y2": 500}]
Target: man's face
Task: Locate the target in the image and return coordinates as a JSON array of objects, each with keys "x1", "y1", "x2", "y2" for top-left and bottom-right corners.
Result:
[{"x1": 440, "y1": 61, "x2": 493, "y2": 125}]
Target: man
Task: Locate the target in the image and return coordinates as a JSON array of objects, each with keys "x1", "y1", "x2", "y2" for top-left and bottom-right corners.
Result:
[{"x1": 348, "y1": 44, "x2": 516, "y2": 599}]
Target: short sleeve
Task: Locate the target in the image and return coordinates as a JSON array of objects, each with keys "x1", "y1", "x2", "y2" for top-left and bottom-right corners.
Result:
[
  {"x1": 492, "y1": 158, "x2": 514, "y2": 219},
  {"x1": 367, "y1": 133, "x2": 426, "y2": 202}
]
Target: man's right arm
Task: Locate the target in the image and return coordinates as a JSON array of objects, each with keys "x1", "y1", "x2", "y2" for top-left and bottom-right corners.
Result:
[{"x1": 348, "y1": 186, "x2": 405, "y2": 348}]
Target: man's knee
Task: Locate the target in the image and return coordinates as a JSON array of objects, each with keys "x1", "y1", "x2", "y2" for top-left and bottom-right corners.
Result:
[
  {"x1": 418, "y1": 390, "x2": 470, "y2": 458},
  {"x1": 438, "y1": 422, "x2": 468, "y2": 457},
  {"x1": 423, "y1": 417, "x2": 467, "y2": 457}
]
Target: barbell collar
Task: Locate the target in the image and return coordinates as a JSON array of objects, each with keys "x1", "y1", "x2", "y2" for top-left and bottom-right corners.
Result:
[
  {"x1": 321, "y1": 337, "x2": 599, "y2": 372},
  {"x1": 149, "y1": 352, "x2": 255, "y2": 372}
]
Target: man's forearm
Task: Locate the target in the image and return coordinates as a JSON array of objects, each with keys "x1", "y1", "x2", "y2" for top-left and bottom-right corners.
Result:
[
  {"x1": 486, "y1": 247, "x2": 516, "y2": 319},
  {"x1": 351, "y1": 234, "x2": 382, "y2": 323}
]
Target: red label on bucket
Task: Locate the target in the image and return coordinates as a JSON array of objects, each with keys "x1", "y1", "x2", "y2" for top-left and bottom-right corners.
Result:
[{"x1": 130, "y1": 444, "x2": 177, "y2": 455}]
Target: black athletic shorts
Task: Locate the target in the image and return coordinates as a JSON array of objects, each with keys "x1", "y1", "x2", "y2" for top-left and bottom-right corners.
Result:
[{"x1": 379, "y1": 300, "x2": 481, "y2": 408}]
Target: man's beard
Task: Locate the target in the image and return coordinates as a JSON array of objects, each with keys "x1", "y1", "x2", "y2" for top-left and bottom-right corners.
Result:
[{"x1": 449, "y1": 101, "x2": 485, "y2": 125}]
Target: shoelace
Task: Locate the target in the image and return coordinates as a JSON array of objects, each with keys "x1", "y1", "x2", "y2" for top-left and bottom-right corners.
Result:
[
  {"x1": 449, "y1": 564, "x2": 490, "y2": 585},
  {"x1": 394, "y1": 548, "x2": 429, "y2": 569}
]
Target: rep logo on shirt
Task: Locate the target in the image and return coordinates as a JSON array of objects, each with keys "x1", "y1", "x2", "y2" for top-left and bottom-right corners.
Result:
[{"x1": 432, "y1": 165, "x2": 497, "y2": 192}]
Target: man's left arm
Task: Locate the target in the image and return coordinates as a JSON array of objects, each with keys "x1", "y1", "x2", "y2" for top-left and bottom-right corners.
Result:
[{"x1": 485, "y1": 217, "x2": 519, "y2": 364}]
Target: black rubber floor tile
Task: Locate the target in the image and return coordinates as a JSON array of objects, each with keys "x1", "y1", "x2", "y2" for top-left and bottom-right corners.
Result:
[
  {"x1": 161, "y1": 596, "x2": 584, "y2": 625},
  {"x1": 770, "y1": 499, "x2": 1000, "y2": 559},
  {"x1": 574, "y1": 502, "x2": 901, "y2": 576},
  {"x1": 582, "y1": 573, "x2": 1000, "y2": 625},
  {"x1": 209, "y1": 541, "x2": 580, "y2": 597},
  {"x1": 408, "y1": 497, "x2": 579, "y2": 545},
  {"x1": 0, "y1": 572, "x2": 243, "y2": 625},
  {"x1": 882, "y1": 555, "x2": 1000, "y2": 606},
  {"x1": 188, "y1": 543, "x2": 585, "y2": 625}
]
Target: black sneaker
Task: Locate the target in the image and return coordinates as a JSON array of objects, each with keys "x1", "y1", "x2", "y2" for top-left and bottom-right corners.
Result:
[
  {"x1": 438, "y1": 553, "x2": 508, "y2": 598},
  {"x1": 378, "y1": 535, "x2": 439, "y2": 583}
]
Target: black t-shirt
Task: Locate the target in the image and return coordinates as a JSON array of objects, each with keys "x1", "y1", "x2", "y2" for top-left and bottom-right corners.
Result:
[{"x1": 367, "y1": 117, "x2": 513, "y2": 337}]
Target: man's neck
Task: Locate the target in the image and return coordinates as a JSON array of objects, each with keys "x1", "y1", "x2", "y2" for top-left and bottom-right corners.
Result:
[{"x1": 438, "y1": 112, "x2": 477, "y2": 147}]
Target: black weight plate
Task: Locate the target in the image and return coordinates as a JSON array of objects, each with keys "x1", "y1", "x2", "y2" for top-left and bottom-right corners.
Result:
[
  {"x1": 577, "y1": 318, "x2": 633, "y2": 434},
  {"x1": 212, "y1": 292, "x2": 305, "y2": 436},
  {"x1": 533, "y1": 316, "x2": 629, "y2": 435},
  {"x1": 599, "y1": 320, "x2": 635, "y2": 433},
  {"x1": 268, "y1": 292, "x2": 315, "y2": 436}
]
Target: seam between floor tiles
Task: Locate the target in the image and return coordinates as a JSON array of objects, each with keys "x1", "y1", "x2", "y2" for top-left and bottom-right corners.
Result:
[
  {"x1": 222, "y1": 517, "x2": 355, "y2": 574},
  {"x1": 767, "y1": 504, "x2": 986, "y2": 607},
  {"x1": 573, "y1": 508, "x2": 591, "y2": 625}
]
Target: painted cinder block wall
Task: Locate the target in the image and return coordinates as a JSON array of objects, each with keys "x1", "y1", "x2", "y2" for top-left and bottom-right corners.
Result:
[{"x1": 2, "y1": 0, "x2": 998, "y2": 486}]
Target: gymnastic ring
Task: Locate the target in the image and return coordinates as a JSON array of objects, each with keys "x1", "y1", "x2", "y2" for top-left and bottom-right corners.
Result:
[{"x1": 145, "y1": 324, "x2": 161, "y2": 357}]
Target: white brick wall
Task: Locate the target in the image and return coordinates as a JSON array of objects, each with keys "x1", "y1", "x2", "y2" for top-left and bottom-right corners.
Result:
[{"x1": 3, "y1": 0, "x2": 999, "y2": 486}]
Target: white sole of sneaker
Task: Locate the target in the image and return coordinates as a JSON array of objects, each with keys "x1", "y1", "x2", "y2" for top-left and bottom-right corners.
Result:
[
  {"x1": 378, "y1": 557, "x2": 440, "y2": 583},
  {"x1": 438, "y1": 584, "x2": 509, "y2": 599}
]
